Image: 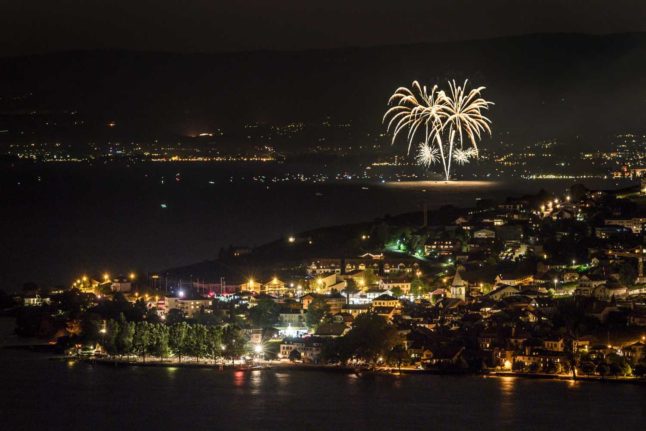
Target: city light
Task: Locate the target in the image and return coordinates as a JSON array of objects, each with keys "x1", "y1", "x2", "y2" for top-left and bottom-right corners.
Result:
[{"x1": 254, "y1": 345, "x2": 263, "y2": 354}]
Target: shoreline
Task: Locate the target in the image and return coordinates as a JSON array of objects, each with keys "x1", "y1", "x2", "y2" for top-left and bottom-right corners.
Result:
[{"x1": 78, "y1": 357, "x2": 645, "y2": 384}]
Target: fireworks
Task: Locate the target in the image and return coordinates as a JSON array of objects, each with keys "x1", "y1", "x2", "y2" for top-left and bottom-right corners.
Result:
[
  {"x1": 416, "y1": 142, "x2": 439, "y2": 167},
  {"x1": 384, "y1": 80, "x2": 493, "y2": 180}
]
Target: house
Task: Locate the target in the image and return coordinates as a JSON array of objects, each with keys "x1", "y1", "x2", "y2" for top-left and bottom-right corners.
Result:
[
  {"x1": 280, "y1": 337, "x2": 323, "y2": 362},
  {"x1": 604, "y1": 218, "x2": 646, "y2": 234},
  {"x1": 307, "y1": 258, "x2": 342, "y2": 275},
  {"x1": 379, "y1": 277, "x2": 412, "y2": 295},
  {"x1": 595, "y1": 226, "x2": 629, "y2": 239},
  {"x1": 110, "y1": 277, "x2": 132, "y2": 293},
  {"x1": 592, "y1": 284, "x2": 628, "y2": 301},
  {"x1": 623, "y1": 341, "x2": 646, "y2": 363},
  {"x1": 543, "y1": 337, "x2": 565, "y2": 352},
  {"x1": 372, "y1": 294, "x2": 400, "y2": 308},
  {"x1": 473, "y1": 228, "x2": 496, "y2": 239},
  {"x1": 263, "y1": 277, "x2": 288, "y2": 296},
  {"x1": 494, "y1": 273, "x2": 534, "y2": 287},
  {"x1": 425, "y1": 344, "x2": 466, "y2": 367},
  {"x1": 311, "y1": 273, "x2": 346, "y2": 293},
  {"x1": 515, "y1": 349, "x2": 567, "y2": 368},
  {"x1": 486, "y1": 285, "x2": 520, "y2": 301},
  {"x1": 373, "y1": 306, "x2": 400, "y2": 321},
  {"x1": 575, "y1": 274, "x2": 607, "y2": 296},
  {"x1": 163, "y1": 296, "x2": 213, "y2": 318},
  {"x1": 300, "y1": 293, "x2": 318, "y2": 310},
  {"x1": 23, "y1": 295, "x2": 50, "y2": 307},
  {"x1": 424, "y1": 239, "x2": 461, "y2": 256},
  {"x1": 324, "y1": 294, "x2": 347, "y2": 315},
  {"x1": 314, "y1": 322, "x2": 349, "y2": 338},
  {"x1": 382, "y1": 258, "x2": 420, "y2": 274},
  {"x1": 341, "y1": 303, "x2": 370, "y2": 318}
]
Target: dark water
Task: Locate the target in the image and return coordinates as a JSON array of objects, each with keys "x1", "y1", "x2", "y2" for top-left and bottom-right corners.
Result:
[
  {"x1": 0, "y1": 349, "x2": 643, "y2": 431},
  {"x1": 0, "y1": 162, "x2": 633, "y2": 287}
]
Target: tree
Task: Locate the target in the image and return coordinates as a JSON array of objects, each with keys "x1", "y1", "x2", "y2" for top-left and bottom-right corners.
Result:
[
  {"x1": 166, "y1": 309, "x2": 185, "y2": 326},
  {"x1": 390, "y1": 286, "x2": 403, "y2": 298},
  {"x1": 133, "y1": 321, "x2": 152, "y2": 362},
  {"x1": 79, "y1": 313, "x2": 103, "y2": 346},
  {"x1": 410, "y1": 278, "x2": 428, "y2": 298},
  {"x1": 222, "y1": 325, "x2": 247, "y2": 364},
  {"x1": 102, "y1": 319, "x2": 120, "y2": 356},
  {"x1": 248, "y1": 298, "x2": 280, "y2": 327},
  {"x1": 345, "y1": 313, "x2": 400, "y2": 365},
  {"x1": 342, "y1": 279, "x2": 360, "y2": 304},
  {"x1": 187, "y1": 324, "x2": 209, "y2": 361},
  {"x1": 288, "y1": 348, "x2": 302, "y2": 362},
  {"x1": 115, "y1": 318, "x2": 135, "y2": 356},
  {"x1": 205, "y1": 326, "x2": 223, "y2": 363},
  {"x1": 387, "y1": 344, "x2": 409, "y2": 372},
  {"x1": 169, "y1": 322, "x2": 190, "y2": 362},
  {"x1": 363, "y1": 269, "x2": 379, "y2": 287},
  {"x1": 596, "y1": 362, "x2": 610, "y2": 378},
  {"x1": 149, "y1": 323, "x2": 171, "y2": 359},
  {"x1": 306, "y1": 297, "x2": 329, "y2": 328}
]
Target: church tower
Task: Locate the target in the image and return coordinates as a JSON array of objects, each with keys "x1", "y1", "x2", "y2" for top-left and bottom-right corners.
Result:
[{"x1": 450, "y1": 271, "x2": 467, "y2": 301}]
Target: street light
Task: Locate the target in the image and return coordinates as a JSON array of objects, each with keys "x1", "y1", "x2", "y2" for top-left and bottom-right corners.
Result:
[{"x1": 129, "y1": 272, "x2": 136, "y2": 280}]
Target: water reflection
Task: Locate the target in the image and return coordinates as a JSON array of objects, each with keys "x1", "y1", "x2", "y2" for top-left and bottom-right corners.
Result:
[
  {"x1": 233, "y1": 370, "x2": 245, "y2": 387},
  {"x1": 498, "y1": 376, "x2": 517, "y2": 395}
]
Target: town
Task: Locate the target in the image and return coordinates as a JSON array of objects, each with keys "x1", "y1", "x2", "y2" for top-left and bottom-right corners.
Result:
[{"x1": 5, "y1": 178, "x2": 646, "y2": 380}]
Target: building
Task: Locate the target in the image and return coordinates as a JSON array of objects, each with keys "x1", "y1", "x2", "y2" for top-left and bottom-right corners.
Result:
[
  {"x1": 371, "y1": 294, "x2": 400, "y2": 308},
  {"x1": 379, "y1": 277, "x2": 412, "y2": 295},
  {"x1": 605, "y1": 218, "x2": 646, "y2": 234},
  {"x1": 543, "y1": 337, "x2": 565, "y2": 352},
  {"x1": 424, "y1": 239, "x2": 461, "y2": 256},
  {"x1": 279, "y1": 337, "x2": 323, "y2": 362},
  {"x1": 473, "y1": 228, "x2": 496, "y2": 239},
  {"x1": 23, "y1": 295, "x2": 50, "y2": 307},
  {"x1": 314, "y1": 322, "x2": 349, "y2": 338},
  {"x1": 110, "y1": 277, "x2": 132, "y2": 293},
  {"x1": 163, "y1": 296, "x2": 213, "y2": 318},
  {"x1": 307, "y1": 259, "x2": 342, "y2": 275},
  {"x1": 450, "y1": 271, "x2": 467, "y2": 301},
  {"x1": 263, "y1": 277, "x2": 288, "y2": 296},
  {"x1": 486, "y1": 285, "x2": 520, "y2": 301}
]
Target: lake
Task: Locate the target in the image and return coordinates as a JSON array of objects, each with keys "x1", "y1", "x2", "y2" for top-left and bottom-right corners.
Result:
[
  {"x1": 0, "y1": 162, "x2": 634, "y2": 287},
  {"x1": 0, "y1": 348, "x2": 643, "y2": 430}
]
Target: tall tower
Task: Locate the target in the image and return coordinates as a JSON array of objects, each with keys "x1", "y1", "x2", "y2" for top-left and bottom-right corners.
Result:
[{"x1": 450, "y1": 271, "x2": 467, "y2": 301}]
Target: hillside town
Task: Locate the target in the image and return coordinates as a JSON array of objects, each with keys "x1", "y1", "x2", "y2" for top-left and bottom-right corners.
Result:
[{"x1": 5, "y1": 179, "x2": 646, "y2": 379}]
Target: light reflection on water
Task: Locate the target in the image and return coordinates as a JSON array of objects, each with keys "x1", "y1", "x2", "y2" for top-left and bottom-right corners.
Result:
[{"x1": 2, "y1": 354, "x2": 643, "y2": 431}]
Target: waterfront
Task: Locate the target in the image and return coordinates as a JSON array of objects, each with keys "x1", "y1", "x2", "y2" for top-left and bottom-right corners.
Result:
[{"x1": 0, "y1": 349, "x2": 643, "y2": 431}]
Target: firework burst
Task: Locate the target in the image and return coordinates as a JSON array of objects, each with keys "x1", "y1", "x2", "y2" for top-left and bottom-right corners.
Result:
[
  {"x1": 416, "y1": 142, "x2": 439, "y2": 167},
  {"x1": 384, "y1": 80, "x2": 493, "y2": 180}
]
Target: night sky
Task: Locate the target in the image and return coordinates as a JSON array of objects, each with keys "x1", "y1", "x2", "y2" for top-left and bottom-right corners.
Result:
[{"x1": 2, "y1": 1, "x2": 646, "y2": 56}]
